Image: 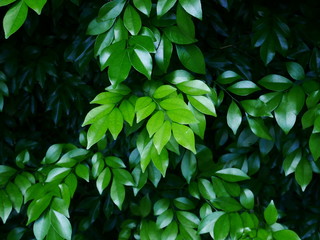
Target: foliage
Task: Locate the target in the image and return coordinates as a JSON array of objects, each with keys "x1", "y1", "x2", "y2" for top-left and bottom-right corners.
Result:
[{"x1": 1, "y1": 0, "x2": 320, "y2": 239}]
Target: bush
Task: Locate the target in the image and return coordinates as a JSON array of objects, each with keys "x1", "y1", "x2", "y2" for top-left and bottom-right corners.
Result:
[{"x1": 0, "y1": 0, "x2": 319, "y2": 239}]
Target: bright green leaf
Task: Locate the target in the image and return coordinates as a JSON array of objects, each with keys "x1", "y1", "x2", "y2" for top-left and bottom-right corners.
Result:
[
  {"x1": 111, "y1": 179, "x2": 125, "y2": 210},
  {"x1": 264, "y1": 200, "x2": 278, "y2": 225},
  {"x1": 153, "y1": 120, "x2": 171, "y2": 154},
  {"x1": 295, "y1": 157, "x2": 312, "y2": 191},
  {"x1": 172, "y1": 123, "x2": 196, "y2": 153},
  {"x1": 129, "y1": 45, "x2": 153, "y2": 79}
]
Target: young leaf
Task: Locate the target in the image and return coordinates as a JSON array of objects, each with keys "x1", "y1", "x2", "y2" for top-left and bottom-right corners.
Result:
[
  {"x1": 164, "y1": 26, "x2": 197, "y2": 44},
  {"x1": 264, "y1": 200, "x2": 278, "y2": 225},
  {"x1": 176, "y1": 80, "x2": 210, "y2": 95},
  {"x1": 188, "y1": 95, "x2": 216, "y2": 116},
  {"x1": 3, "y1": 0, "x2": 28, "y2": 39},
  {"x1": 107, "y1": 108, "x2": 123, "y2": 140},
  {"x1": 153, "y1": 121, "x2": 171, "y2": 154},
  {"x1": 86, "y1": 115, "x2": 108, "y2": 149},
  {"x1": 198, "y1": 178, "x2": 215, "y2": 200},
  {"x1": 167, "y1": 109, "x2": 198, "y2": 124},
  {"x1": 153, "y1": 85, "x2": 177, "y2": 99},
  {"x1": 227, "y1": 101, "x2": 242, "y2": 135},
  {"x1": 24, "y1": 0, "x2": 46, "y2": 15},
  {"x1": 119, "y1": 100, "x2": 135, "y2": 126},
  {"x1": 172, "y1": 123, "x2": 196, "y2": 153}
]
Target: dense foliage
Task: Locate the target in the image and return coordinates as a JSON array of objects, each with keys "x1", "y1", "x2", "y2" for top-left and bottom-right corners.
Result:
[{"x1": 1, "y1": 0, "x2": 320, "y2": 239}]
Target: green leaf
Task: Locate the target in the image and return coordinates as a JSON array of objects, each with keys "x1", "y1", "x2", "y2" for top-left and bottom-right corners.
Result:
[
  {"x1": 213, "y1": 213, "x2": 230, "y2": 240},
  {"x1": 123, "y1": 5, "x2": 142, "y2": 35},
  {"x1": 165, "y1": 69, "x2": 194, "y2": 84},
  {"x1": 176, "y1": 211, "x2": 200, "y2": 228},
  {"x1": 154, "y1": 199, "x2": 170, "y2": 215},
  {"x1": 33, "y1": 212, "x2": 50, "y2": 240},
  {"x1": 240, "y1": 189, "x2": 254, "y2": 209},
  {"x1": 155, "y1": 35, "x2": 173, "y2": 73},
  {"x1": 188, "y1": 95, "x2": 216, "y2": 117},
  {"x1": 107, "y1": 108, "x2": 123, "y2": 140},
  {"x1": 157, "y1": 0, "x2": 177, "y2": 17},
  {"x1": 212, "y1": 197, "x2": 242, "y2": 212},
  {"x1": 96, "y1": 167, "x2": 111, "y2": 194},
  {"x1": 3, "y1": 0, "x2": 28, "y2": 39},
  {"x1": 75, "y1": 164, "x2": 89, "y2": 182},
  {"x1": 91, "y1": 92, "x2": 123, "y2": 105},
  {"x1": 215, "y1": 168, "x2": 250, "y2": 182},
  {"x1": 161, "y1": 222, "x2": 178, "y2": 240},
  {"x1": 229, "y1": 213, "x2": 243, "y2": 239},
  {"x1": 260, "y1": 36, "x2": 275, "y2": 65},
  {"x1": 0, "y1": 190, "x2": 12, "y2": 223},
  {"x1": 108, "y1": 50, "x2": 131, "y2": 85},
  {"x1": 27, "y1": 195, "x2": 52, "y2": 225},
  {"x1": 176, "y1": 45, "x2": 205, "y2": 74},
  {"x1": 106, "y1": 156, "x2": 126, "y2": 168},
  {"x1": 283, "y1": 149, "x2": 301, "y2": 176},
  {"x1": 274, "y1": 93, "x2": 296, "y2": 134},
  {"x1": 181, "y1": 150, "x2": 197, "y2": 183},
  {"x1": 133, "y1": 0, "x2": 152, "y2": 16},
  {"x1": 98, "y1": 0, "x2": 126, "y2": 21},
  {"x1": 217, "y1": 71, "x2": 242, "y2": 84},
  {"x1": 153, "y1": 120, "x2": 171, "y2": 154},
  {"x1": 0, "y1": 0, "x2": 16, "y2": 7},
  {"x1": 241, "y1": 99, "x2": 270, "y2": 117},
  {"x1": 189, "y1": 104, "x2": 206, "y2": 139},
  {"x1": 94, "y1": 28, "x2": 114, "y2": 56},
  {"x1": 157, "y1": 209, "x2": 174, "y2": 228},
  {"x1": 264, "y1": 200, "x2": 278, "y2": 225},
  {"x1": 258, "y1": 74, "x2": 293, "y2": 91},
  {"x1": 82, "y1": 105, "x2": 114, "y2": 127},
  {"x1": 24, "y1": 0, "x2": 46, "y2": 15},
  {"x1": 113, "y1": 168, "x2": 135, "y2": 186},
  {"x1": 14, "y1": 174, "x2": 31, "y2": 195},
  {"x1": 15, "y1": 149, "x2": 30, "y2": 168},
  {"x1": 129, "y1": 45, "x2": 153, "y2": 79},
  {"x1": 99, "y1": 40, "x2": 127, "y2": 71},
  {"x1": 176, "y1": 3, "x2": 195, "y2": 40},
  {"x1": 164, "y1": 26, "x2": 197, "y2": 44},
  {"x1": 247, "y1": 116, "x2": 273, "y2": 140},
  {"x1": 45, "y1": 168, "x2": 71, "y2": 183},
  {"x1": 180, "y1": 225, "x2": 201, "y2": 240},
  {"x1": 273, "y1": 230, "x2": 301, "y2": 240},
  {"x1": 287, "y1": 86, "x2": 305, "y2": 115},
  {"x1": 179, "y1": 0, "x2": 202, "y2": 19},
  {"x1": 146, "y1": 111, "x2": 165, "y2": 137},
  {"x1": 153, "y1": 85, "x2": 177, "y2": 99},
  {"x1": 173, "y1": 197, "x2": 195, "y2": 210},
  {"x1": 227, "y1": 81, "x2": 261, "y2": 96},
  {"x1": 198, "y1": 211, "x2": 224, "y2": 234},
  {"x1": 286, "y1": 62, "x2": 305, "y2": 81},
  {"x1": 295, "y1": 157, "x2": 312, "y2": 191},
  {"x1": 140, "y1": 141, "x2": 153, "y2": 172},
  {"x1": 167, "y1": 109, "x2": 198, "y2": 124},
  {"x1": 172, "y1": 123, "x2": 196, "y2": 153},
  {"x1": 111, "y1": 179, "x2": 125, "y2": 210},
  {"x1": 119, "y1": 100, "x2": 135, "y2": 126},
  {"x1": 198, "y1": 178, "x2": 216, "y2": 200},
  {"x1": 86, "y1": 115, "x2": 109, "y2": 149},
  {"x1": 227, "y1": 101, "x2": 242, "y2": 135},
  {"x1": 151, "y1": 147, "x2": 169, "y2": 177},
  {"x1": 160, "y1": 98, "x2": 188, "y2": 110},
  {"x1": 5, "y1": 182, "x2": 23, "y2": 213},
  {"x1": 129, "y1": 35, "x2": 156, "y2": 53},
  {"x1": 50, "y1": 210, "x2": 72, "y2": 240},
  {"x1": 176, "y1": 80, "x2": 210, "y2": 95},
  {"x1": 86, "y1": 18, "x2": 114, "y2": 36},
  {"x1": 309, "y1": 133, "x2": 320, "y2": 161}
]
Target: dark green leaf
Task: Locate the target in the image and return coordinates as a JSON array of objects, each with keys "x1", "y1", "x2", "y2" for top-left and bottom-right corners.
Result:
[
  {"x1": 258, "y1": 74, "x2": 293, "y2": 91},
  {"x1": 181, "y1": 150, "x2": 197, "y2": 183},
  {"x1": 309, "y1": 133, "x2": 320, "y2": 161},
  {"x1": 273, "y1": 230, "x2": 301, "y2": 240},
  {"x1": 111, "y1": 179, "x2": 125, "y2": 210},
  {"x1": 286, "y1": 62, "x2": 305, "y2": 81},
  {"x1": 240, "y1": 189, "x2": 254, "y2": 209},
  {"x1": 227, "y1": 81, "x2": 261, "y2": 96},
  {"x1": 215, "y1": 168, "x2": 250, "y2": 182},
  {"x1": 176, "y1": 45, "x2": 205, "y2": 74},
  {"x1": 50, "y1": 210, "x2": 72, "y2": 240},
  {"x1": 155, "y1": 35, "x2": 173, "y2": 73},
  {"x1": 123, "y1": 5, "x2": 142, "y2": 35},
  {"x1": 212, "y1": 197, "x2": 242, "y2": 212},
  {"x1": 213, "y1": 213, "x2": 230, "y2": 240},
  {"x1": 133, "y1": 0, "x2": 152, "y2": 16},
  {"x1": 0, "y1": 190, "x2": 12, "y2": 223},
  {"x1": 5, "y1": 182, "x2": 23, "y2": 213},
  {"x1": 176, "y1": 211, "x2": 200, "y2": 228},
  {"x1": 247, "y1": 116, "x2": 273, "y2": 140},
  {"x1": 129, "y1": 45, "x2": 153, "y2": 79},
  {"x1": 86, "y1": 18, "x2": 115, "y2": 35},
  {"x1": 179, "y1": 0, "x2": 202, "y2": 19},
  {"x1": 156, "y1": 209, "x2": 174, "y2": 228},
  {"x1": 33, "y1": 212, "x2": 50, "y2": 240},
  {"x1": 295, "y1": 157, "x2": 312, "y2": 192},
  {"x1": 217, "y1": 71, "x2": 242, "y2": 84},
  {"x1": 227, "y1": 101, "x2": 242, "y2": 135},
  {"x1": 98, "y1": 0, "x2": 126, "y2": 21},
  {"x1": 157, "y1": 0, "x2": 177, "y2": 17}
]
